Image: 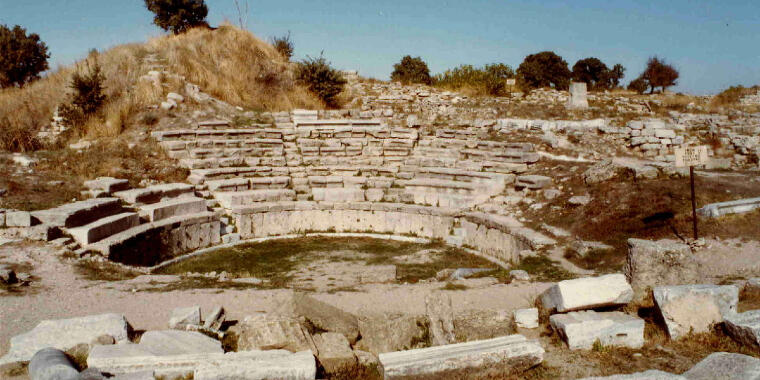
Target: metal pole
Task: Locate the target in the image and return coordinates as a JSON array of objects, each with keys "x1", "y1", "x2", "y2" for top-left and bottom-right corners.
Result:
[{"x1": 690, "y1": 166, "x2": 698, "y2": 240}]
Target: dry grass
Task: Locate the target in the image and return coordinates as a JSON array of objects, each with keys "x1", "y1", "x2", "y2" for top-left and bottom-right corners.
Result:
[{"x1": 0, "y1": 24, "x2": 321, "y2": 150}]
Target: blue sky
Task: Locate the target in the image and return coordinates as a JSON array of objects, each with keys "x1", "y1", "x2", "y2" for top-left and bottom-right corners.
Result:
[{"x1": 2, "y1": 0, "x2": 758, "y2": 94}]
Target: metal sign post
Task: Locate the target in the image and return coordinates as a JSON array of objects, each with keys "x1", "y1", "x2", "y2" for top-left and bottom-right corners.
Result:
[{"x1": 675, "y1": 146, "x2": 708, "y2": 240}]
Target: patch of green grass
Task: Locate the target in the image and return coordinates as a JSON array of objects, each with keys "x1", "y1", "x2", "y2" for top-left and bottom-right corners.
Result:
[
  {"x1": 512, "y1": 255, "x2": 575, "y2": 282},
  {"x1": 440, "y1": 283, "x2": 469, "y2": 291},
  {"x1": 564, "y1": 248, "x2": 625, "y2": 274},
  {"x1": 74, "y1": 259, "x2": 141, "y2": 281}
]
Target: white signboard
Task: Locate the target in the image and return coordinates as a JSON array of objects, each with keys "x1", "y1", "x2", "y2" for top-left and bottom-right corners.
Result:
[
  {"x1": 506, "y1": 78, "x2": 516, "y2": 86},
  {"x1": 675, "y1": 146, "x2": 708, "y2": 168}
]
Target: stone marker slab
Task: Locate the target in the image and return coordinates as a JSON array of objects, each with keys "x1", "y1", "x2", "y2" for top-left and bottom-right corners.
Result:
[
  {"x1": 139, "y1": 197, "x2": 207, "y2": 222},
  {"x1": 0, "y1": 313, "x2": 129, "y2": 364},
  {"x1": 550, "y1": 311, "x2": 645, "y2": 350},
  {"x1": 379, "y1": 335, "x2": 544, "y2": 380},
  {"x1": 425, "y1": 291, "x2": 456, "y2": 346},
  {"x1": 541, "y1": 274, "x2": 633, "y2": 313},
  {"x1": 653, "y1": 284, "x2": 738, "y2": 340},
  {"x1": 683, "y1": 352, "x2": 760, "y2": 380}
]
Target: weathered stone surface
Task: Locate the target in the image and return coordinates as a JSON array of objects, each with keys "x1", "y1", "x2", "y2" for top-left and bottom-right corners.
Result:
[
  {"x1": 138, "y1": 330, "x2": 223, "y2": 355},
  {"x1": 724, "y1": 310, "x2": 760, "y2": 348},
  {"x1": 580, "y1": 370, "x2": 686, "y2": 379},
  {"x1": 193, "y1": 350, "x2": 317, "y2": 380},
  {"x1": 169, "y1": 306, "x2": 201, "y2": 329},
  {"x1": 514, "y1": 308, "x2": 539, "y2": 329},
  {"x1": 550, "y1": 311, "x2": 645, "y2": 350},
  {"x1": 293, "y1": 293, "x2": 359, "y2": 344},
  {"x1": 356, "y1": 313, "x2": 428, "y2": 355},
  {"x1": 379, "y1": 335, "x2": 544, "y2": 379},
  {"x1": 567, "y1": 82, "x2": 589, "y2": 109},
  {"x1": 515, "y1": 175, "x2": 552, "y2": 190},
  {"x1": 453, "y1": 309, "x2": 512, "y2": 341},
  {"x1": 0, "y1": 313, "x2": 129, "y2": 364},
  {"x1": 683, "y1": 352, "x2": 760, "y2": 380},
  {"x1": 541, "y1": 274, "x2": 633, "y2": 313},
  {"x1": 698, "y1": 197, "x2": 760, "y2": 219},
  {"x1": 67, "y1": 212, "x2": 140, "y2": 246},
  {"x1": 32, "y1": 198, "x2": 121, "y2": 228},
  {"x1": 653, "y1": 284, "x2": 739, "y2": 339},
  {"x1": 510, "y1": 270, "x2": 531, "y2": 281},
  {"x1": 84, "y1": 177, "x2": 130, "y2": 193},
  {"x1": 425, "y1": 291, "x2": 456, "y2": 346},
  {"x1": 29, "y1": 348, "x2": 79, "y2": 380},
  {"x1": 625, "y1": 238, "x2": 700, "y2": 304},
  {"x1": 139, "y1": 197, "x2": 207, "y2": 222},
  {"x1": 230, "y1": 314, "x2": 316, "y2": 353},
  {"x1": 313, "y1": 332, "x2": 356, "y2": 374},
  {"x1": 203, "y1": 306, "x2": 226, "y2": 331},
  {"x1": 6, "y1": 211, "x2": 36, "y2": 227}
]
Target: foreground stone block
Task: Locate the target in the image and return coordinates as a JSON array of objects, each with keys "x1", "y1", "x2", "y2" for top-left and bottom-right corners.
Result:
[
  {"x1": 29, "y1": 348, "x2": 79, "y2": 380},
  {"x1": 194, "y1": 350, "x2": 316, "y2": 380},
  {"x1": 580, "y1": 370, "x2": 685, "y2": 379},
  {"x1": 653, "y1": 284, "x2": 738, "y2": 340},
  {"x1": 541, "y1": 274, "x2": 633, "y2": 313},
  {"x1": 453, "y1": 310, "x2": 512, "y2": 342},
  {"x1": 294, "y1": 293, "x2": 359, "y2": 344},
  {"x1": 67, "y1": 212, "x2": 140, "y2": 246},
  {"x1": 514, "y1": 308, "x2": 539, "y2": 329},
  {"x1": 724, "y1": 310, "x2": 760, "y2": 348},
  {"x1": 356, "y1": 313, "x2": 428, "y2": 355},
  {"x1": 230, "y1": 314, "x2": 316, "y2": 353},
  {"x1": 550, "y1": 311, "x2": 644, "y2": 350},
  {"x1": 169, "y1": 306, "x2": 201, "y2": 329},
  {"x1": 32, "y1": 198, "x2": 121, "y2": 228},
  {"x1": 625, "y1": 238, "x2": 700, "y2": 304},
  {"x1": 683, "y1": 352, "x2": 760, "y2": 380},
  {"x1": 313, "y1": 332, "x2": 356, "y2": 374},
  {"x1": 425, "y1": 292, "x2": 456, "y2": 346},
  {"x1": 0, "y1": 313, "x2": 129, "y2": 364},
  {"x1": 379, "y1": 335, "x2": 544, "y2": 380},
  {"x1": 138, "y1": 330, "x2": 223, "y2": 355},
  {"x1": 139, "y1": 197, "x2": 207, "y2": 222}
]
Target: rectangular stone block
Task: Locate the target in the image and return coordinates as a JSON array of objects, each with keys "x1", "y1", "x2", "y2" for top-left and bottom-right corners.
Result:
[
  {"x1": 67, "y1": 212, "x2": 140, "y2": 245},
  {"x1": 550, "y1": 311, "x2": 644, "y2": 350},
  {"x1": 653, "y1": 284, "x2": 738, "y2": 340},
  {"x1": 139, "y1": 198, "x2": 207, "y2": 222},
  {"x1": 541, "y1": 274, "x2": 633, "y2": 313}
]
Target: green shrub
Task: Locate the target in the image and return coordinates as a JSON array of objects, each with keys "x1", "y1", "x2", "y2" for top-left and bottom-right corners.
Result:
[
  {"x1": 59, "y1": 59, "x2": 107, "y2": 128},
  {"x1": 0, "y1": 24, "x2": 50, "y2": 88},
  {"x1": 144, "y1": 0, "x2": 209, "y2": 34},
  {"x1": 0, "y1": 114, "x2": 41, "y2": 152},
  {"x1": 433, "y1": 63, "x2": 514, "y2": 96},
  {"x1": 633, "y1": 56, "x2": 679, "y2": 94},
  {"x1": 516, "y1": 51, "x2": 572, "y2": 91},
  {"x1": 391, "y1": 56, "x2": 432, "y2": 85},
  {"x1": 296, "y1": 54, "x2": 346, "y2": 107},
  {"x1": 627, "y1": 77, "x2": 648, "y2": 94},
  {"x1": 271, "y1": 32, "x2": 294, "y2": 61}
]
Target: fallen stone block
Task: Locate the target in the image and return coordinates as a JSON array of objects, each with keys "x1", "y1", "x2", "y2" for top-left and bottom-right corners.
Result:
[
  {"x1": 425, "y1": 291, "x2": 456, "y2": 346},
  {"x1": 356, "y1": 313, "x2": 429, "y2": 355},
  {"x1": 203, "y1": 306, "x2": 226, "y2": 331},
  {"x1": 29, "y1": 348, "x2": 79, "y2": 380},
  {"x1": 294, "y1": 293, "x2": 359, "y2": 344},
  {"x1": 698, "y1": 197, "x2": 760, "y2": 218},
  {"x1": 313, "y1": 332, "x2": 356, "y2": 375},
  {"x1": 229, "y1": 314, "x2": 316, "y2": 353},
  {"x1": 379, "y1": 335, "x2": 544, "y2": 379},
  {"x1": 625, "y1": 238, "x2": 700, "y2": 304},
  {"x1": 541, "y1": 274, "x2": 633, "y2": 313},
  {"x1": 169, "y1": 306, "x2": 201, "y2": 329},
  {"x1": 653, "y1": 284, "x2": 738, "y2": 340},
  {"x1": 514, "y1": 308, "x2": 539, "y2": 329},
  {"x1": 579, "y1": 370, "x2": 686, "y2": 379},
  {"x1": 683, "y1": 352, "x2": 760, "y2": 380},
  {"x1": 193, "y1": 350, "x2": 317, "y2": 380},
  {"x1": 550, "y1": 311, "x2": 644, "y2": 350},
  {"x1": 724, "y1": 310, "x2": 760, "y2": 348},
  {"x1": 137, "y1": 330, "x2": 223, "y2": 355},
  {"x1": 0, "y1": 313, "x2": 129, "y2": 364}
]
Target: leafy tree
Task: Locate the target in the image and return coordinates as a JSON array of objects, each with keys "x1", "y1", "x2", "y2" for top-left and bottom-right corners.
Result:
[
  {"x1": 296, "y1": 54, "x2": 346, "y2": 108},
  {"x1": 59, "y1": 59, "x2": 107, "y2": 127},
  {"x1": 433, "y1": 63, "x2": 514, "y2": 96},
  {"x1": 627, "y1": 77, "x2": 648, "y2": 94},
  {"x1": 0, "y1": 24, "x2": 49, "y2": 88},
  {"x1": 640, "y1": 56, "x2": 679, "y2": 93},
  {"x1": 483, "y1": 63, "x2": 515, "y2": 96},
  {"x1": 572, "y1": 58, "x2": 626, "y2": 91},
  {"x1": 271, "y1": 32, "x2": 294, "y2": 61},
  {"x1": 144, "y1": 0, "x2": 209, "y2": 34},
  {"x1": 607, "y1": 64, "x2": 626, "y2": 88},
  {"x1": 517, "y1": 51, "x2": 572, "y2": 90},
  {"x1": 391, "y1": 56, "x2": 432, "y2": 85}
]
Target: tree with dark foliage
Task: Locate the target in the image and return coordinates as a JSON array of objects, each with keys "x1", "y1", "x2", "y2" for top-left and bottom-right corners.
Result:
[
  {"x1": 517, "y1": 51, "x2": 572, "y2": 90},
  {"x1": 641, "y1": 56, "x2": 679, "y2": 93},
  {"x1": 391, "y1": 56, "x2": 432, "y2": 85},
  {"x1": 296, "y1": 54, "x2": 346, "y2": 108},
  {"x1": 0, "y1": 24, "x2": 49, "y2": 88},
  {"x1": 144, "y1": 0, "x2": 209, "y2": 34}
]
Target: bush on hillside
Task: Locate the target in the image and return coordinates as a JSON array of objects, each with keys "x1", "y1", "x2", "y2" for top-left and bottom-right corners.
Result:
[
  {"x1": 59, "y1": 59, "x2": 107, "y2": 129},
  {"x1": 391, "y1": 56, "x2": 432, "y2": 85},
  {"x1": 517, "y1": 51, "x2": 572, "y2": 91},
  {"x1": 627, "y1": 77, "x2": 648, "y2": 94},
  {"x1": 434, "y1": 63, "x2": 515, "y2": 96},
  {"x1": 271, "y1": 32, "x2": 294, "y2": 61},
  {"x1": 572, "y1": 58, "x2": 625, "y2": 91},
  {"x1": 144, "y1": 0, "x2": 209, "y2": 34},
  {"x1": 0, "y1": 115, "x2": 41, "y2": 152},
  {"x1": 711, "y1": 85, "x2": 760, "y2": 106},
  {"x1": 632, "y1": 57, "x2": 679, "y2": 94},
  {"x1": 0, "y1": 24, "x2": 50, "y2": 88},
  {"x1": 296, "y1": 54, "x2": 346, "y2": 108}
]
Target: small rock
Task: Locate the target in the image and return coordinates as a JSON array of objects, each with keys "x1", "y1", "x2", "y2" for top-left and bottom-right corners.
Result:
[
  {"x1": 169, "y1": 306, "x2": 201, "y2": 329},
  {"x1": 510, "y1": 270, "x2": 530, "y2": 282}
]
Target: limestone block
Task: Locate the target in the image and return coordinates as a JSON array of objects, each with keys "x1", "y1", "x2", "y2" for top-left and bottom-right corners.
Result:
[
  {"x1": 194, "y1": 350, "x2": 317, "y2": 380},
  {"x1": 138, "y1": 330, "x2": 223, "y2": 356},
  {"x1": 312, "y1": 188, "x2": 366, "y2": 202},
  {"x1": 0, "y1": 313, "x2": 129, "y2": 364},
  {"x1": 230, "y1": 314, "x2": 316, "y2": 353},
  {"x1": 724, "y1": 310, "x2": 760, "y2": 348},
  {"x1": 294, "y1": 293, "x2": 359, "y2": 344},
  {"x1": 653, "y1": 284, "x2": 739, "y2": 339},
  {"x1": 515, "y1": 175, "x2": 552, "y2": 190},
  {"x1": 683, "y1": 352, "x2": 760, "y2": 380},
  {"x1": 32, "y1": 198, "x2": 122, "y2": 228},
  {"x1": 356, "y1": 313, "x2": 429, "y2": 355},
  {"x1": 425, "y1": 292, "x2": 456, "y2": 346},
  {"x1": 379, "y1": 335, "x2": 544, "y2": 379},
  {"x1": 624, "y1": 239, "x2": 700, "y2": 304},
  {"x1": 567, "y1": 82, "x2": 589, "y2": 109},
  {"x1": 550, "y1": 311, "x2": 644, "y2": 350},
  {"x1": 84, "y1": 177, "x2": 130, "y2": 193},
  {"x1": 580, "y1": 370, "x2": 686, "y2": 379},
  {"x1": 203, "y1": 306, "x2": 226, "y2": 331},
  {"x1": 313, "y1": 332, "x2": 356, "y2": 374},
  {"x1": 139, "y1": 197, "x2": 207, "y2": 222},
  {"x1": 169, "y1": 306, "x2": 201, "y2": 329},
  {"x1": 514, "y1": 308, "x2": 539, "y2": 329},
  {"x1": 540, "y1": 274, "x2": 633, "y2": 313},
  {"x1": 6, "y1": 211, "x2": 35, "y2": 227},
  {"x1": 453, "y1": 310, "x2": 512, "y2": 341},
  {"x1": 655, "y1": 129, "x2": 677, "y2": 139},
  {"x1": 29, "y1": 348, "x2": 79, "y2": 380},
  {"x1": 67, "y1": 212, "x2": 140, "y2": 246}
]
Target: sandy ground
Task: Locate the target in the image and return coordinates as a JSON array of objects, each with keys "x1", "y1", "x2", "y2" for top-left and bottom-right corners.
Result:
[{"x1": 0, "y1": 241, "x2": 551, "y2": 357}]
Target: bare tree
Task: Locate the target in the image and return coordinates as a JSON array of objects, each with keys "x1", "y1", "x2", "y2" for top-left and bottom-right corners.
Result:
[{"x1": 233, "y1": 0, "x2": 249, "y2": 29}]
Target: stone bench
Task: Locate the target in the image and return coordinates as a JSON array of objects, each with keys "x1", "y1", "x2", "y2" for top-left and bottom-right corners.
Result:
[
  {"x1": 188, "y1": 166, "x2": 290, "y2": 184},
  {"x1": 462, "y1": 149, "x2": 540, "y2": 164},
  {"x1": 32, "y1": 198, "x2": 123, "y2": 228},
  {"x1": 139, "y1": 197, "x2": 208, "y2": 222},
  {"x1": 152, "y1": 128, "x2": 286, "y2": 141},
  {"x1": 114, "y1": 184, "x2": 195, "y2": 205},
  {"x1": 67, "y1": 212, "x2": 140, "y2": 246},
  {"x1": 214, "y1": 189, "x2": 296, "y2": 209}
]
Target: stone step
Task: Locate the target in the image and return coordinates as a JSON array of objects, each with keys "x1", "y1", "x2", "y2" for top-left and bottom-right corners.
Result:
[
  {"x1": 139, "y1": 197, "x2": 208, "y2": 222},
  {"x1": 188, "y1": 167, "x2": 289, "y2": 184},
  {"x1": 550, "y1": 311, "x2": 645, "y2": 350},
  {"x1": 151, "y1": 127, "x2": 282, "y2": 141},
  {"x1": 378, "y1": 335, "x2": 544, "y2": 379},
  {"x1": 32, "y1": 198, "x2": 123, "y2": 228},
  {"x1": 214, "y1": 190, "x2": 297, "y2": 209},
  {"x1": 114, "y1": 184, "x2": 195, "y2": 204},
  {"x1": 84, "y1": 177, "x2": 130, "y2": 194},
  {"x1": 66, "y1": 212, "x2": 140, "y2": 246}
]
